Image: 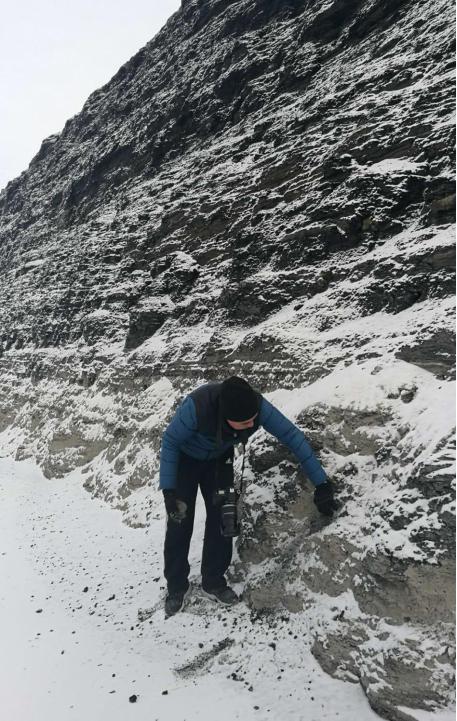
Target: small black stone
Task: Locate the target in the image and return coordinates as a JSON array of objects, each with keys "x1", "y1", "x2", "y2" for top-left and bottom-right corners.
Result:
[{"x1": 129, "y1": 694, "x2": 137, "y2": 703}]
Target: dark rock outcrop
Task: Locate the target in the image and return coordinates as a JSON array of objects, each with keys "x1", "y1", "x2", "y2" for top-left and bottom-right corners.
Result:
[{"x1": 0, "y1": 0, "x2": 454, "y2": 717}]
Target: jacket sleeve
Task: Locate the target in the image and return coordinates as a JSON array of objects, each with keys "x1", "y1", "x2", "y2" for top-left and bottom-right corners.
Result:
[
  {"x1": 158, "y1": 396, "x2": 197, "y2": 490},
  {"x1": 259, "y1": 397, "x2": 327, "y2": 487}
]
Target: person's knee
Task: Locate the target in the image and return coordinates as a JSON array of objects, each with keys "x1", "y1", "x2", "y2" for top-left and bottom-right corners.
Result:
[{"x1": 166, "y1": 514, "x2": 194, "y2": 537}]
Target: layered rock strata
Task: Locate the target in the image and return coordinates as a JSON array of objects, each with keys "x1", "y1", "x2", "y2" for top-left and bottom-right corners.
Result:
[{"x1": 0, "y1": 0, "x2": 455, "y2": 718}]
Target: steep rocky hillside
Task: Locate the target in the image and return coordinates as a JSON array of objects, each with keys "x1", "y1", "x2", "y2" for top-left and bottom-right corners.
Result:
[{"x1": 0, "y1": 0, "x2": 455, "y2": 719}]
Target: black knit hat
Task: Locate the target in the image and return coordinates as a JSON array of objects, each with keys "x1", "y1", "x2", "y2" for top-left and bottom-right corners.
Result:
[{"x1": 219, "y1": 376, "x2": 259, "y2": 422}]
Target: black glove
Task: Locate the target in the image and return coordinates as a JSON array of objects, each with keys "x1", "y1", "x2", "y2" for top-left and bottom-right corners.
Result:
[
  {"x1": 313, "y1": 480, "x2": 338, "y2": 517},
  {"x1": 163, "y1": 490, "x2": 187, "y2": 523}
]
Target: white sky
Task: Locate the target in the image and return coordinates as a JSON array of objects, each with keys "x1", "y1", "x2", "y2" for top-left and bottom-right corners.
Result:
[{"x1": 0, "y1": 0, "x2": 180, "y2": 191}]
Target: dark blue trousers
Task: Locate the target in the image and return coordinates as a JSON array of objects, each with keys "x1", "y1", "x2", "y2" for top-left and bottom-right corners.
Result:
[{"x1": 164, "y1": 450, "x2": 234, "y2": 594}]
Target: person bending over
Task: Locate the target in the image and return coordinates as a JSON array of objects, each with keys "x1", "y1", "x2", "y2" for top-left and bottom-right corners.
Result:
[{"x1": 159, "y1": 376, "x2": 336, "y2": 617}]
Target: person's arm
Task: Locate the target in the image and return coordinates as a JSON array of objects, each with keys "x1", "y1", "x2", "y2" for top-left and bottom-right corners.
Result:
[
  {"x1": 159, "y1": 396, "x2": 197, "y2": 490},
  {"x1": 259, "y1": 397, "x2": 327, "y2": 487}
]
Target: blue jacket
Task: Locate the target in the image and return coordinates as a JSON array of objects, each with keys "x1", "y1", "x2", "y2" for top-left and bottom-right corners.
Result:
[{"x1": 159, "y1": 383, "x2": 327, "y2": 490}]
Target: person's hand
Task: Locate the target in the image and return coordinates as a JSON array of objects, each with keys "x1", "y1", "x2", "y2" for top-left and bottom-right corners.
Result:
[
  {"x1": 313, "y1": 480, "x2": 338, "y2": 517},
  {"x1": 163, "y1": 490, "x2": 187, "y2": 523}
]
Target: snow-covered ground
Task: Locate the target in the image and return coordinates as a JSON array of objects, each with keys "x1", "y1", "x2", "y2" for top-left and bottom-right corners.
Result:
[
  {"x1": 1, "y1": 456, "x2": 454, "y2": 721},
  {"x1": 0, "y1": 456, "x2": 401, "y2": 721}
]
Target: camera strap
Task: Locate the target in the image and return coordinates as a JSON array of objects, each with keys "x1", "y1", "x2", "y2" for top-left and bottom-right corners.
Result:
[
  {"x1": 238, "y1": 443, "x2": 246, "y2": 498},
  {"x1": 215, "y1": 404, "x2": 246, "y2": 495}
]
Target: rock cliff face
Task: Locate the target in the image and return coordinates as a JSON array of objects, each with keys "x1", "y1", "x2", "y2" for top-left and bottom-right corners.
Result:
[{"x1": 0, "y1": 0, "x2": 455, "y2": 718}]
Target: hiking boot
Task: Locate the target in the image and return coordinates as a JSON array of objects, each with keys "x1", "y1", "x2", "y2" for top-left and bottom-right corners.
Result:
[
  {"x1": 202, "y1": 585, "x2": 239, "y2": 605},
  {"x1": 165, "y1": 586, "x2": 191, "y2": 617}
]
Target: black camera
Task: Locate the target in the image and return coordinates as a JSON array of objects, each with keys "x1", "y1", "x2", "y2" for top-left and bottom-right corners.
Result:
[{"x1": 213, "y1": 487, "x2": 240, "y2": 537}]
